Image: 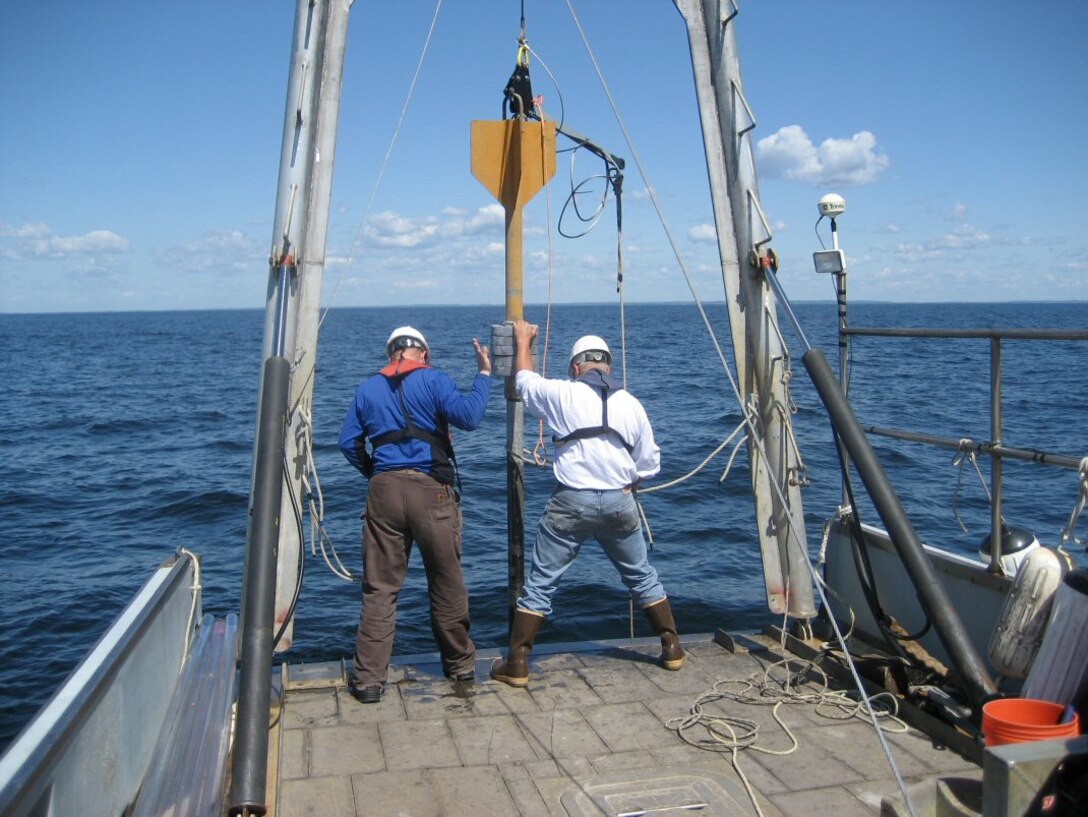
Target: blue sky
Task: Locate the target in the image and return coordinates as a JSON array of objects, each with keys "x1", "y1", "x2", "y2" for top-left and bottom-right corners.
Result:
[{"x1": 2, "y1": 1, "x2": 1086, "y2": 314}]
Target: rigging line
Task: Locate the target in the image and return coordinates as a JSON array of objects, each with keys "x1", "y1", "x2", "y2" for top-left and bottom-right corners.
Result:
[
  {"x1": 617, "y1": 171, "x2": 627, "y2": 389},
  {"x1": 639, "y1": 419, "x2": 747, "y2": 494},
  {"x1": 531, "y1": 97, "x2": 557, "y2": 466},
  {"x1": 567, "y1": 0, "x2": 890, "y2": 653},
  {"x1": 565, "y1": 0, "x2": 813, "y2": 573},
  {"x1": 563, "y1": 0, "x2": 745, "y2": 421},
  {"x1": 525, "y1": 45, "x2": 567, "y2": 133},
  {"x1": 950, "y1": 442, "x2": 993, "y2": 533},
  {"x1": 566, "y1": 4, "x2": 920, "y2": 802},
  {"x1": 176, "y1": 548, "x2": 203, "y2": 666},
  {"x1": 565, "y1": 0, "x2": 783, "y2": 513},
  {"x1": 801, "y1": 542, "x2": 922, "y2": 817},
  {"x1": 314, "y1": 0, "x2": 446, "y2": 340},
  {"x1": 297, "y1": 403, "x2": 356, "y2": 581},
  {"x1": 572, "y1": 2, "x2": 806, "y2": 581},
  {"x1": 565, "y1": 0, "x2": 817, "y2": 616}
]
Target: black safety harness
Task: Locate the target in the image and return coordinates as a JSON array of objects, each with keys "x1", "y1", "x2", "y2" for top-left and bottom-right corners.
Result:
[
  {"x1": 355, "y1": 369, "x2": 459, "y2": 489},
  {"x1": 552, "y1": 373, "x2": 634, "y2": 455}
]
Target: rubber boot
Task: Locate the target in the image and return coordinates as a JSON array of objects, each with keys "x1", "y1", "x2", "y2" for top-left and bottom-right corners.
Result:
[
  {"x1": 643, "y1": 597, "x2": 684, "y2": 670},
  {"x1": 490, "y1": 609, "x2": 544, "y2": 687}
]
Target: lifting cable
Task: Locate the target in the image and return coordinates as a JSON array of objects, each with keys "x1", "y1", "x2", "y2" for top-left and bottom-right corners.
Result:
[
  {"x1": 297, "y1": 0, "x2": 447, "y2": 588},
  {"x1": 557, "y1": 6, "x2": 925, "y2": 809},
  {"x1": 502, "y1": 11, "x2": 630, "y2": 461},
  {"x1": 517, "y1": 2, "x2": 806, "y2": 519}
]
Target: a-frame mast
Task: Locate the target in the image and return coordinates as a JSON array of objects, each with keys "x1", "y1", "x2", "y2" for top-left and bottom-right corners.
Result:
[{"x1": 675, "y1": 0, "x2": 816, "y2": 624}]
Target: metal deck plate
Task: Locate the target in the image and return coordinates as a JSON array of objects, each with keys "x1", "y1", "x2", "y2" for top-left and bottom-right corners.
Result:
[{"x1": 560, "y1": 770, "x2": 751, "y2": 817}]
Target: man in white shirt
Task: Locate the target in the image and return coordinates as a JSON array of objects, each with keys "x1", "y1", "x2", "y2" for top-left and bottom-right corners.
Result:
[{"x1": 490, "y1": 320, "x2": 684, "y2": 687}]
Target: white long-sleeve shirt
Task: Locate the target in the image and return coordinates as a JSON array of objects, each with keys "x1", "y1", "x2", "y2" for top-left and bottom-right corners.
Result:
[{"x1": 516, "y1": 369, "x2": 660, "y2": 490}]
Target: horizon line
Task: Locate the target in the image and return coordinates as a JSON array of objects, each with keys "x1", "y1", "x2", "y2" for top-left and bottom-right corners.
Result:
[{"x1": 3, "y1": 298, "x2": 1085, "y2": 318}]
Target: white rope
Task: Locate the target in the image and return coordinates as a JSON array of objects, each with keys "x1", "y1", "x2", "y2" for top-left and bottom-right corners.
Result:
[
  {"x1": 1058, "y1": 456, "x2": 1088, "y2": 549},
  {"x1": 636, "y1": 419, "x2": 746, "y2": 548},
  {"x1": 640, "y1": 418, "x2": 748, "y2": 495},
  {"x1": 950, "y1": 440, "x2": 991, "y2": 533},
  {"x1": 297, "y1": 404, "x2": 357, "y2": 583},
  {"x1": 816, "y1": 506, "x2": 853, "y2": 566},
  {"x1": 667, "y1": 655, "x2": 908, "y2": 817},
  {"x1": 176, "y1": 547, "x2": 202, "y2": 666}
]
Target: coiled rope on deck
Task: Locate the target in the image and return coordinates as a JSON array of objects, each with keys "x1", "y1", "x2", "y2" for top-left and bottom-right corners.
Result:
[{"x1": 667, "y1": 655, "x2": 908, "y2": 817}]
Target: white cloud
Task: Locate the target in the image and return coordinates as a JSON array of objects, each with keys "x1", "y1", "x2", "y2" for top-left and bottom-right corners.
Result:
[
  {"x1": 935, "y1": 224, "x2": 990, "y2": 250},
  {"x1": 756, "y1": 125, "x2": 889, "y2": 186},
  {"x1": 366, "y1": 212, "x2": 440, "y2": 248},
  {"x1": 154, "y1": 229, "x2": 258, "y2": 274},
  {"x1": 364, "y1": 204, "x2": 504, "y2": 248},
  {"x1": 689, "y1": 223, "x2": 717, "y2": 243},
  {"x1": 0, "y1": 221, "x2": 130, "y2": 260},
  {"x1": 878, "y1": 223, "x2": 992, "y2": 263}
]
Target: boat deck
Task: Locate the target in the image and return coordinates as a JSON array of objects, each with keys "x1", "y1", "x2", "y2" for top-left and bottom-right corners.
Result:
[{"x1": 273, "y1": 632, "x2": 981, "y2": 817}]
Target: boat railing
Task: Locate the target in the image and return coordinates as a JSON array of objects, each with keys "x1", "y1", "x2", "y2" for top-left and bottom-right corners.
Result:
[
  {"x1": 841, "y1": 325, "x2": 1088, "y2": 572},
  {"x1": 0, "y1": 552, "x2": 201, "y2": 817}
]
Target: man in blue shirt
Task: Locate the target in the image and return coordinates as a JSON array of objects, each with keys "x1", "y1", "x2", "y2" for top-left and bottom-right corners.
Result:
[{"x1": 339, "y1": 326, "x2": 492, "y2": 703}]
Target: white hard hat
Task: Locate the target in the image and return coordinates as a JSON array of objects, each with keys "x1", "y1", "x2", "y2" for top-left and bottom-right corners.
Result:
[
  {"x1": 386, "y1": 326, "x2": 429, "y2": 356},
  {"x1": 569, "y1": 335, "x2": 611, "y2": 368}
]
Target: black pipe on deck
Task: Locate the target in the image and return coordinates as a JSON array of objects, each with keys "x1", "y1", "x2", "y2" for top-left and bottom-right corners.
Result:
[
  {"x1": 229, "y1": 356, "x2": 290, "y2": 816},
  {"x1": 802, "y1": 347, "x2": 999, "y2": 710}
]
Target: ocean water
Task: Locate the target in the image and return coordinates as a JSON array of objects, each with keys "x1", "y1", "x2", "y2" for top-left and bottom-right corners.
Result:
[{"x1": 1, "y1": 301, "x2": 1085, "y2": 751}]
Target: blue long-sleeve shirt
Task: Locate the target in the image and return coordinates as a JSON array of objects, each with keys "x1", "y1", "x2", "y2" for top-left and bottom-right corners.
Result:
[{"x1": 339, "y1": 359, "x2": 491, "y2": 481}]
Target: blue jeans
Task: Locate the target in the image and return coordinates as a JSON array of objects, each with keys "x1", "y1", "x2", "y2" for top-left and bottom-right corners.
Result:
[{"x1": 518, "y1": 486, "x2": 666, "y2": 616}]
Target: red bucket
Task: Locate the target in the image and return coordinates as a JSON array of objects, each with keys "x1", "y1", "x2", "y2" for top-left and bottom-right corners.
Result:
[{"x1": 981, "y1": 698, "x2": 1081, "y2": 747}]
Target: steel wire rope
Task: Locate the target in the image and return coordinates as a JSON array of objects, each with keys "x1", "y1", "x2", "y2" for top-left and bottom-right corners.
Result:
[
  {"x1": 552, "y1": 2, "x2": 782, "y2": 611},
  {"x1": 315, "y1": 0, "x2": 445, "y2": 339},
  {"x1": 527, "y1": 90, "x2": 559, "y2": 467},
  {"x1": 564, "y1": 5, "x2": 922, "y2": 813},
  {"x1": 532, "y1": 20, "x2": 920, "y2": 815},
  {"x1": 521, "y1": 36, "x2": 641, "y2": 633},
  {"x1": 285, "y1": 0, "x2": 445, "y2": 585},
  {"x1": 539, "y1": 3, "x2": 770, "y2": 549},
  {"x1": 564, "y1": 0, "x2": 755, "y2": 461}
]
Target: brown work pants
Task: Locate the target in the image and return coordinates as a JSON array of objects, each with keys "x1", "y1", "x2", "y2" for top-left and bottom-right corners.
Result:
[{"x1": 353, "y1": 469, "x2": 475, "y2": 686}]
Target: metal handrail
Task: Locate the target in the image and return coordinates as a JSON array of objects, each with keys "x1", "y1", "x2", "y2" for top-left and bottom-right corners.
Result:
[
  {"x1": 843, "y1": 327, "x2": 1088, "y2": 341},
  {"x1": 858, "y1": 425, "x2": 1084, "y2": 471},
  {"x1": 842, "y1": 325, "x2": 1087, "y2": 572}
]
